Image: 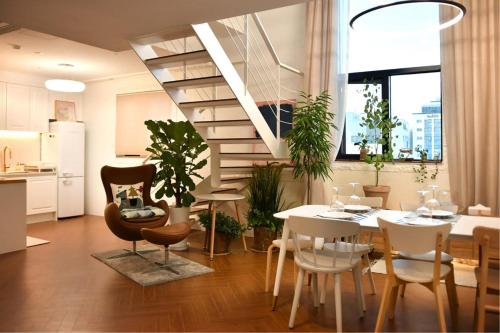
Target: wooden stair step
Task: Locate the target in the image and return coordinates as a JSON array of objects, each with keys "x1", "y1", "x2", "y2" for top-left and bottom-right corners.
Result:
[
  {"x1": 219, "y1": 153, "x2": 289, "y2": 160},
  {"x1": 145, "y1": 50, "x2": 211, "y2": 68},
  {"x1": 220, "y1": 164, "x2": 293, "y2": 174},
  {"x1": 220, "y1": 176, "x2": 251, "y2": 182},
  {"x1": 179, "y1": 98, "x2": 240, "y2": 109},
  {"x1": 163, "y1": 75, "x2": 227, "y2": 89},
  {"x1": 194, "y1": 119, "x2": 252, "y2": 127},
  {"x1": 206, "y1": 138, "x2": 264, "y2": 144}
]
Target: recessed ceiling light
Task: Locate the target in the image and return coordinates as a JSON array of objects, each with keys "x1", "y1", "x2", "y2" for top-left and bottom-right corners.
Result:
[{"x1": 45, "y1": 79, "x2": 85, "y2": 93}]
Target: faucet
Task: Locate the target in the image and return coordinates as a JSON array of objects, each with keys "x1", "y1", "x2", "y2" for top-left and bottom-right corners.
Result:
[{"x1": 3, "y1": 146, "x2": 12, "y2": 172}]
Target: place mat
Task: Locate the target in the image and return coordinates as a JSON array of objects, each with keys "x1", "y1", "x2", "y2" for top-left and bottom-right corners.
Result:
[
  {"x1": 92, "y1": 245, "x2": 214, "y2": 287},
  {"x1": 316, "y1": 208, "x2": 380, "y2": 222},
  {"x1": 399, "y1": 212, "x2": 462, "y2": 225}
]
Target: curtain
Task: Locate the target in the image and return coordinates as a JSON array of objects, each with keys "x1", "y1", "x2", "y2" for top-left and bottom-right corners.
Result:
[
  {"x1": 440, "y1": 0, "x2": 500, "y2": 215},
  {"x1": 304, "y1": 0, "x2": 349, "y2": 204}
]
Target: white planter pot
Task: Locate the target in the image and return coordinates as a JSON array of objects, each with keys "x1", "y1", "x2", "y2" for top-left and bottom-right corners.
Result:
[{"x1": 168, "y1": 206, "x2": 190, "y2": 251}]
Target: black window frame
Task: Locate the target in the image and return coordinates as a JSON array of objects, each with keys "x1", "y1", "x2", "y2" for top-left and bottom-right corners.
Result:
[{"x1": 337, "y1": 65, "x2": 443, "y2": 163}]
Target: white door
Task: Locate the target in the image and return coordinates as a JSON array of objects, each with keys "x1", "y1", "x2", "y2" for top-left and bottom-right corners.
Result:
[
  {"x1": 26, "y1": 176, "x2": 57, "y2": 215},
  {"x1": 29, "y1": 87, "x2": 49, "y2": 132},
  {"x1": 55, "y1": 123, "x2": 85, "y2": 177},
  {"x1": 6, "y1": 83, "x2": 30, "y2": 131},
  {"x1": 58, "y1": 177, "x2": 84, "y2": 218}
]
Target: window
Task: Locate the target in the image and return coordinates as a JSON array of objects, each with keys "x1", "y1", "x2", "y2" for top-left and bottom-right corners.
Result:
[{"x1": 338, "y1": 2, "x2": 442, "y2": 161}]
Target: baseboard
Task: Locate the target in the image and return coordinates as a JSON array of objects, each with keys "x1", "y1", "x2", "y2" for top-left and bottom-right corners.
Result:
[{"x1": 26, "y1": 212, "x2": 57, "y2": 224}]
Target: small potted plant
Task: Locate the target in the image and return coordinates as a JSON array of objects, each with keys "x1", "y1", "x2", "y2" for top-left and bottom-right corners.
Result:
[
  {"x1": 355, "y1": 137, "x2": 369, "y2": 161},
  {"x1": 358, "y1": 83, "x2": 401, "y2": 208},
  {"x1": 413, "y1": 145, "x2": 438, "y2": 184},
  {"x1": 198, "y1": 211, "x2": 245, "y2": 254},
  {"x1": 145, "y1": 119, "x2": 208, "y2": 250},
  {"x1": 247, "y1": 163, "x2": 286, "y2": 252},
  {"x1": 287, "y1": 91, "x2": 336, "y2": 204}
]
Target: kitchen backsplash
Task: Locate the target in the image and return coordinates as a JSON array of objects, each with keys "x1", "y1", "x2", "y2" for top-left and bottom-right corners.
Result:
[{"x1": 0, "y1": 131, "x2": 40, "y2": 168}]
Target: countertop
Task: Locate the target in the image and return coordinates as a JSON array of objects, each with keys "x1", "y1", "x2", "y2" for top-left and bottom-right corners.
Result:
[
  {"x1": 0, "y1": 171, "x2": 57, "y2": 178},
  {"x1": 0, "y1": 177, "x2": 26, "y2": 184}
]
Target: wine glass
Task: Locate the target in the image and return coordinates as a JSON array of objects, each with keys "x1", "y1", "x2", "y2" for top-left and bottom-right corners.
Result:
[
  {"x1": 330, "y1": 186, "x2": 344, "y2": 211},
  {"x1": 425, "y1": 185, "x2": 440, "y2": 218},
  {"x1": 416, "y1": 189, "x2": 430, "y2": 215},
  {"x1": 348, "y1": 182, "x2": 361, "y2": 206}
]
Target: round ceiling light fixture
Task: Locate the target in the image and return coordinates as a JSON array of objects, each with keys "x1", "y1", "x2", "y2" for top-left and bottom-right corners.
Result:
[
  {"x1": 44, "y1": 79, "x2": 86, "y2": 93},
  {"x1": 350, "y1": 0, "x2": 466, "y2": 33}
]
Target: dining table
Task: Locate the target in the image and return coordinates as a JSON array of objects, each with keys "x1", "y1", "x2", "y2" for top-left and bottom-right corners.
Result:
[{"x1": 270, "y1": 204, "x2": 500, "y2": 310}]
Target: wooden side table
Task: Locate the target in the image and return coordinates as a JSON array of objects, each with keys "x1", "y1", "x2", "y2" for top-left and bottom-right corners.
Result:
[{"x1": 194, "y1": 193, "x2": 247, "y2": 260}]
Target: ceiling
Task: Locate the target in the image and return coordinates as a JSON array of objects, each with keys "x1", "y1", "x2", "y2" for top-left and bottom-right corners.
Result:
[{"x1": 0, "y1": 0, "x2": 305, "y2": 51}]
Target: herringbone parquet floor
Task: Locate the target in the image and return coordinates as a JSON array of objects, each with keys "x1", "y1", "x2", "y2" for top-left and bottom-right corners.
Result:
[{"x1": 0, "y1": 215, "x2": 497, "y2": 332}]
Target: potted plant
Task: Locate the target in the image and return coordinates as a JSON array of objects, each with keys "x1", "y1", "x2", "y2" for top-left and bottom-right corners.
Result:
[
  {"x1": 413, "y1": 145, "x2": 438, "y2": 184},
  {"x1": 287, "y1": 91, "x2": 336, "y2": 204},
  {"x1": 145, "y1": 119, "x2": 208, "y2": 250},
  {"x1": 247, "y1": 163, "x2": 286, "y2": 252},
  {"x1": 198, "y1": 211, "x2": 245, "y2": 254},
  {"x1": 355, "y1": 138, "x2": 369, "y2": 161},
  {"x1": 358, "y1": 84, "x2": 401, "y2": 208}
]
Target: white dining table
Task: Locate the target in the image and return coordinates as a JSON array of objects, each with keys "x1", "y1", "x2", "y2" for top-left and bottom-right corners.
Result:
[{"x1": 270, "y1": 204, "x2": 500, "y2": 310}]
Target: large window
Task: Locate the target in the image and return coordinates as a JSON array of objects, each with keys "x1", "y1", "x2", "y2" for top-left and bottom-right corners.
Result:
[{"x1": 339, "y1": 2, "x2": 442, "y2": 161}]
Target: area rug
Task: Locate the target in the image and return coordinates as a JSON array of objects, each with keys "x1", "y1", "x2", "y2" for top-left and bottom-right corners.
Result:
[
  {"x1": 370, "y1": 258, "x2": 476, "y2": 288},
  {"x1": 92, "y1": 245, "x2": 214, "y2": 287},
  {"x1": 26, "y1": 236, "x2": 50, "y2": 247}
]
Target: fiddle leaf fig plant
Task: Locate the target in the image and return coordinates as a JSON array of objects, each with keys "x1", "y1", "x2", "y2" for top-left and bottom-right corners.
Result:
[
  {"x1": 287, "y1": 91, "x2": 336, "y2": 204},
  {"x1": 359, "y1": 83, "x2": 401, "y2": 186},
  {"x1": 145, "y1": 120, "x2": 208, "y2": 207}
]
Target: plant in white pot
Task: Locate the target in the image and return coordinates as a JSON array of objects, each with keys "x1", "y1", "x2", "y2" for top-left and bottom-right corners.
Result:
[
  {"x1": 145, "y1": 119, "x2": 208, "y2": 250},
  {"x1": 358, "y1": 83, "x2": 401, "y2": 208}
]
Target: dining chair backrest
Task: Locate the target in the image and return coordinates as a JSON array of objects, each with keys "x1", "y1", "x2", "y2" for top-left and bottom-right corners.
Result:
[
  {"x1": 473, "y1": 227, "x2": 500, "y2": 262},
  {"x1": 288, "y1": 215, "x2": 360, "y2": 269},
  {"x1": 377, "y1": 217, "x2": 452, "y2": 255},
  {"x1": 338, "y1": 195, "x2": 383, "y2": 208}
]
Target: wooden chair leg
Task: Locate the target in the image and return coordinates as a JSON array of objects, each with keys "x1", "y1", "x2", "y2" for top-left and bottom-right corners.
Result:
[
  {"x1": 364, "y1": 254, "x2": 376, "y2": 295},
  {"x1": 353, "y1": 264, "x2": 365, "y2": 316},
  {"x1": 334, "y1": 273, "x2": 343, "y2": 332},
  {"x1": 476, "y1": 281, "x2": 487, "y2": 332},
  {"x1": 434, "y1": 284, "x2": 447, "y2": 333},
  {"x1": 320, "y1": 273, "x2": 328, "y2": 305},
  {"x1": 265, "y1": 244, "x2": 275, "y2": 292},
  {"x1": 289, "y1": 268, "x2": 305, "y2": 328},
  {"x1": 473, "y1": 284, "x2": 479, "y2": 331},
  {"x1": 445, "y1": 275, "x2": 458, "y2": 331},
  {"x1": 307, "y1": 272, "x2": 312, "y2": 286},
  {"x1": 447, "y1": 263, "x2": 459, "y2": 307},
  {"x1": 388, "y1": 285, "x2": 399, "y2": 320},
  {"x1": 375, "y1": 278, "x2": 393, "y2": 332},
  {"x1": 312, "y1": 272, "x2": 319, "y2": 307},
  {"x1": 233, "y1": 201, "x2": 247, "y2": 251},
  {"x1": 400, "y1": 283, "x2": 407, "y2": 298}
]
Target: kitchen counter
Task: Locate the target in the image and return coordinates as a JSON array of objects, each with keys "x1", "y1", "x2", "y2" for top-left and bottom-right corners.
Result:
[
  {"x1": 0, "y1": 177, "x2": 26, "y2": 184},
  {"x1": 0, "y1": 171, "x2": 57, "y2": 177},
  {"x1": 0, "y1": 178, "x2": 26, "y2": 254}
]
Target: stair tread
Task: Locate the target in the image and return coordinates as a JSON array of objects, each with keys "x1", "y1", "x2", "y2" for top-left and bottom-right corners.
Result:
[
  {"x1": 145, "y1": 50, "x2": 211, "y2": 67},
  {"x1": 207, "y1": 137, "x2": 263, "y2": 141},
  {"x1": 220, "y1": 176, "x2": 251, "y2": 181},
  {"x1": 163, "y1": 75, "x2": 226, "y2": 89},
  {"x1": 194, "y1": 119, "x2": 251, "y2": 124},
  {"x1": 179, "y1": 98, "x2": 239, "y2": 108}
]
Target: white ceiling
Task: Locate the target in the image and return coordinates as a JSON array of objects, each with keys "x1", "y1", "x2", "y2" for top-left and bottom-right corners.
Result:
[
  {"x1": 0, "y1": 28, "x2": 145, "y2": 81},
  {"x1": 0, "y1": 0, "x2": 305, "y2": 81}
]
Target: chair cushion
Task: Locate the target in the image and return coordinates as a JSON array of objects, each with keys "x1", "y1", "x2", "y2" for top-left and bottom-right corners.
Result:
[
  {"x1": 111, "y1": 182, "x2": 144, "y2": 210},
  {"x1": 141, "y1": 223, "x2": 191, "y2": 246},
  {"x1": 393, "y1": 259, "x2": 451, "y2": 283},
  {"x1": 399, "y1": 251, "x2": 453, "y2": 263},
  {"x1": 120, "y1": 206, "x2": 165, "y2": 220},
  {"x1": 323, "y1": 241, "x2": 372, "y2": 254},
  {"x1": 474, "y1": 266, "x2": 500, "y2": 292}
]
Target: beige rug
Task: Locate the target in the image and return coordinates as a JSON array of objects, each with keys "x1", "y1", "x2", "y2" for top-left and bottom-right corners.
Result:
[
  {"x1": 371, "y1": 258, "x2": 476, "y2": 288},
  {"x1": 26, "y1": 236, "x2": 50, "y2": 247}
]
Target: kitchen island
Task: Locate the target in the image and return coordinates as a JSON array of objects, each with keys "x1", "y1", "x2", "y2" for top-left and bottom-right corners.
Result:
[{"x1": 0, "y1": 178, "x2": 26, "y2": 254}]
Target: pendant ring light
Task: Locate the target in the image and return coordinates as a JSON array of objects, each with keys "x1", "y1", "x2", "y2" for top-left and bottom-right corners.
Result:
[{"x1": 350, "y1": 0, "x2": 466, "y2": 31}]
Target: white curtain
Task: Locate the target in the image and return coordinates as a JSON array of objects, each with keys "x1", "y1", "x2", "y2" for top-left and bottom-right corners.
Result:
[
  {"x1": 440, "y1": 0, "x2": 500, "y2": 215},
  {"x1": 304, "y1": 0, "x2": 350, "y2": 204}
]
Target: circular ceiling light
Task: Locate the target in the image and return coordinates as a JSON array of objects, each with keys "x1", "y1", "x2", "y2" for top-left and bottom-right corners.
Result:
[
  {"x1": 44, "y1": 79, "x2": 86, "y2": 93},
  {"x1": 350, "y1": 0, "x2": 466, "y2": 33}
]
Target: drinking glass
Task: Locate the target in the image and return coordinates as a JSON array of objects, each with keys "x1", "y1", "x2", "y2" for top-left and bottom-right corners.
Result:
[
  {"x1": 348, "y1": 182, "x2": 361, "y2": 206},
  {"x1": 425, "y1": 186, "x2": 440, "y2": 218},
  {"x1": 330, "y1": 186, "x2": 344, "y2": 211},
  {"x1": 416, "y1": 189, "x2": 430, "y2": 215}
]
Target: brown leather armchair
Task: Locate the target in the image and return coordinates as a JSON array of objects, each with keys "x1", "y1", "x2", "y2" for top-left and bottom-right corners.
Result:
[{"x1": 101, "y1": 164, "x2": 169, "y2": 257}]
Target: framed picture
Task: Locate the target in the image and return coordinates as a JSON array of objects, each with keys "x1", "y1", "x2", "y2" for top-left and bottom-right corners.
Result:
[{"x1": 54, "y1": 100, "x2": 77, "y2": 121}]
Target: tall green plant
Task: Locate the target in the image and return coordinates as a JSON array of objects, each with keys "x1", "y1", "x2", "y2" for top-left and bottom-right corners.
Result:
[
  {"x1": 358, "y1": 84, "x2": 401, "y2": 186},
  {"x1": 287, "y1": 91, "x2": 336, "y2": 204},
  {"x1": 145, "y1": 120, "x2": 208, "y2": 207},
  {"x1": 247, "y1": 163, "x2": 285, "y2": 231}
]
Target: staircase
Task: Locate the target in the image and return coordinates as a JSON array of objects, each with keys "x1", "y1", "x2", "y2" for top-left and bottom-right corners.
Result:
[{"x1": 130, "y1": 13, "x2": 302, "y2": 214}]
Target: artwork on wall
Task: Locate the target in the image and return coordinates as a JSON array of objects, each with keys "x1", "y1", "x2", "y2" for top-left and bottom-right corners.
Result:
[{"x1": 54, "y1": 100, "x2": 77, "y2": 121}]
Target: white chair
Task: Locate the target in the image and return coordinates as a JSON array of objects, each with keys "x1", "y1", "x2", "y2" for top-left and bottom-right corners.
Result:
[
  {"x1": 375, "y1": 217, "x2": 458, "y2": 333},
  {"x1": 287, "y1": 215, "x2": 365, "y2": 331}
]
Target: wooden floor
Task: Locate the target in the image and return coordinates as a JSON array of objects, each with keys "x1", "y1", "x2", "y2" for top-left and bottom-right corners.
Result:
[{"x1": 0, "y1": 215, "x2": 498, "y2": 332}]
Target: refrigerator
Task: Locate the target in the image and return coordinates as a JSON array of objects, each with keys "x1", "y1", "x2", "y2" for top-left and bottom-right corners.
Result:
[{"x1": 42, "y1": 122, "x2": 85, "y2": 218}]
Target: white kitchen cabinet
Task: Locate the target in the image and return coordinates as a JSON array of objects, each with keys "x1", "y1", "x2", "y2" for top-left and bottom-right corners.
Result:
[
  {"x1": 29, "y1": 87, "x2": 49, "y2": 132},
  {"x1": 26, "y1": 175, "x2": 57, "y2": 215},
  {"x1": 6, "y1": 83, "x2": 30, "y2": 131},
  {"x1": 58, "y1": 177, "x2": 84, "y2": 218},
  {"x1": 0, "y1": 82, "x2": 5, "y2": 129}
]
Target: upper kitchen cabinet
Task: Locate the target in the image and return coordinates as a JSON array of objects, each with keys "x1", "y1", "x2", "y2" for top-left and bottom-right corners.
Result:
[
  {"x1": 6, "y1": 83, "x2": 30, "y2": 131},
  {"x1": 29, "y1": 87, "x2": 49, "y2": 132}
]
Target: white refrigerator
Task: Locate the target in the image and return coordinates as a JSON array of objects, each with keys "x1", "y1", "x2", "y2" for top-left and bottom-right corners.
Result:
[{"x1": 42, "y1": 122, "x2": 85, "y2": 218}]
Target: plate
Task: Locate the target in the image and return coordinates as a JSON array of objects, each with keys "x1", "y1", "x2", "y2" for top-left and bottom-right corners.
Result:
[
  {"x1": 318, "y1": 211, "x2": 354, "y2": 219},
  {"x1": 419, "y1": 210, "x2": 454, "y2": 218},
  {"x1": 344, "y1": 204, "x2": 371, "y2": 213},
  {"x1": 406, "y1": 218, "x2": 448, "y2": 226}
]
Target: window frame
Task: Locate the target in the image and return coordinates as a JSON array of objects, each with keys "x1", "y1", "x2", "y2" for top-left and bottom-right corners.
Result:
[{"x1": 337, "y1": 65, "x2": 443, "y2": 163}]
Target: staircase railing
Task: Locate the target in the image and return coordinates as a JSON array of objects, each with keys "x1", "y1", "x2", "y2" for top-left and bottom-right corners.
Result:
[{"x1": 215, "y1": 13, "x2": 303, "y2": 140}]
